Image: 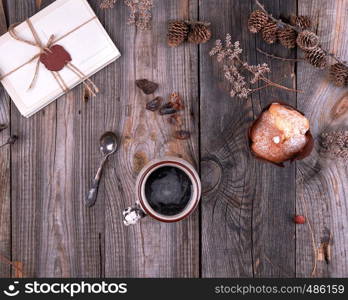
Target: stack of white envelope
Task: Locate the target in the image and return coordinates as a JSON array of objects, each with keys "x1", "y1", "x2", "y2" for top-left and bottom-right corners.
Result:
[{"x1": 0, "y1": 0, "x2": 121, "y2": 118}]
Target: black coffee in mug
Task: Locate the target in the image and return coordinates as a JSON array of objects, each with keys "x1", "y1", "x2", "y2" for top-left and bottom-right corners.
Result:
[{"x1": 144, "y1": 166, "x2": 193, "y2": 216}]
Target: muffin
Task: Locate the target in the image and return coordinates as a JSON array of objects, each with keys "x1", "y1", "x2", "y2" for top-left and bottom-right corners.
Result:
[{"x1": 250, "y1": 103, "x2": 313, "y2": 165}]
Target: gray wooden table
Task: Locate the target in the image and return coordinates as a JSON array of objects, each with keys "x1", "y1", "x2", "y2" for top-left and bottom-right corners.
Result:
[{"x1": 0, "y1": 0, "x2": 347, "y2": 278}]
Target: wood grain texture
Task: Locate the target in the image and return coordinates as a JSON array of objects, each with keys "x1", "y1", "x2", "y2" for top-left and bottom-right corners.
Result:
[
  {"x1": 200, "y1": 0, "x2": 297, "y2": 277},
  {"x1": 296, "y1": 0, "x2": 348, "y2": 277},
  {"x1": 4, "y1": 0, "x2": 199, "y2": 278},
  {"x1": 8, "y1": 0, "x2": 103, "y2": 277},
  {"x1": 0, "y1": 0, "x2": 11, "y2": 278},
  {"x1": 1, "y1": 0, "x2": 348, "y2": 279},
  {"x1": 102, "y1": 0, "x2": 200, "y2": 277}
]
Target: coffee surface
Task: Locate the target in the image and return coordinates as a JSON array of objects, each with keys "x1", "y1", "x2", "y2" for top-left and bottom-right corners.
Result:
[{"x1": 145, "y1": 166, "x2": 192, "y2": 216}]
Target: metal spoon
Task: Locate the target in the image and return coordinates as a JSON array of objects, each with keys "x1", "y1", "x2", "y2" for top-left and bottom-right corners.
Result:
[{"x1": 86, "y1": 132, "x2": 118, "y2": 207}]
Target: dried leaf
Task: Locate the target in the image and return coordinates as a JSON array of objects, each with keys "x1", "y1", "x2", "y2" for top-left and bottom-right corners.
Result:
[{"x1": 136, "y1": 79, "x2": 158, "y2": 95}]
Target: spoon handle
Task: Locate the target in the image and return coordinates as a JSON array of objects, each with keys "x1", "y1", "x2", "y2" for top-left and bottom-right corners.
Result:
[{"x1": 86, "y1": 157, "x2": 108, "y2": 207}]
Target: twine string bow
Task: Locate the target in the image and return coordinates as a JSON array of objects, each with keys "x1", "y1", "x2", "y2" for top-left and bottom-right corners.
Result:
[{"x1": 1, "y1": 17, "x2": 99, "y2": 96}]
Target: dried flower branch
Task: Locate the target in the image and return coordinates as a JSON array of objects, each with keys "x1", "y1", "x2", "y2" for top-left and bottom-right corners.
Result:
[
  {"x1": 209, "y1": 34, "x2": 301, "y2": 99},
  {"x1": 124, "y1": 0, "x2": 153, "y2": 30},
  {"x1": 100, "y1": 0, "x2": 153, "y2": 30},
  {"x1": 100, "y1": 0, "x2": 118, "y2": 9},
  {"x1": 320, "y1": 131, "x2": 348, "y2": 159},
  {"x1": 255, "y1": 0, "x2": 346, "y2": 69}
]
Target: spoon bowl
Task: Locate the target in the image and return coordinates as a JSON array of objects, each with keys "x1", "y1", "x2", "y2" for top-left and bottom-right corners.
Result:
[
  {"x1": 86, "y1": 131, "x2": 119, "y2": 207},
  {"x1": 100, "y1": 131, "x2": 118, "y2": 156}
]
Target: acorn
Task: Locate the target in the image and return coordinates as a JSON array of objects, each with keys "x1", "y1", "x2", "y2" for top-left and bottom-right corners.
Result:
[{"x1": 249, "y1": 103, "x2": 313, "y2": 166}]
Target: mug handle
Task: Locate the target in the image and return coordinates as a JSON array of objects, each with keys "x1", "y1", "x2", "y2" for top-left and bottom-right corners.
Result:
[{"x1": 123, "y1": 202, "x2": 147, "y2": 226}]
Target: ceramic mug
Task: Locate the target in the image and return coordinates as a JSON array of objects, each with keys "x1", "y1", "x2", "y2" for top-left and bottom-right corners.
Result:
[{"x1": 123, "y1": 156, "x2": 201, "y2": 225}]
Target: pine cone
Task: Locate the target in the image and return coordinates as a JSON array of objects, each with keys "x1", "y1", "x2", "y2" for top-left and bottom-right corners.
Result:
[
  {"x1": 304, "y1": 47, "x2": 328, "y2": 69},
  {"x1": 248, "y1": 10, "x2": 269, "y2": 33},
  {"x1": 329, "y1": 63, "x2": 348, "y2": 87},
  {"x1": 167, "y1": 20, "x2": 189, "y2": 47},
  {"x1": 296, "y1": 30, "x2": 319, "y2": 51},
  {"x1": 261, "y1": 21, "x2": 278, "y2": 44},
  {"x1": 290, "y1": 15, "x2": 312, "y2": 30},
  {"x1": 188, "y1": 23, "x2": 212, "y2": 44},
  {"x1": 278, "y1": 27, "x2": 298, "y2": 48}
]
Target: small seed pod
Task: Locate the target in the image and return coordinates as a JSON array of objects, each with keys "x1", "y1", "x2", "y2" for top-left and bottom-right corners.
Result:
[
  {"x1": 188, "y1": 23, "x2": 212, "y2": 44},
  {"x1": 296, "y1": 30, "x2": 319, "y2": 51},
  {"x1": 329, "y1": 63, "x2": 348, "y2": 87},
  {"x1": 304, "y1": 47, "x2": 328, "y2": 69},
  {"x1": 261, "y1": 21, "x2": 278, "y2": 44},
  {"x1": 278, "y1": 27, "x2": 298, "y2": 48},
  {"x1": 248, "y1": 10, "x2": 269, "y2": 33},
  {"x1": 167, "y1": 20, "x2": 189, "y2": 47}
]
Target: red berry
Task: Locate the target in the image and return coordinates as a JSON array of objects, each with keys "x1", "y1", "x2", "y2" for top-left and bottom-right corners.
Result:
[{"x1": 293, "y1": 215, "x2": 306, "y2": 224}]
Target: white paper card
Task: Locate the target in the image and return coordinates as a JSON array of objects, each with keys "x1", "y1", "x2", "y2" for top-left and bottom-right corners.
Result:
[{"x1": 0, "y1": 0, "x2": 121, "y2": 117}]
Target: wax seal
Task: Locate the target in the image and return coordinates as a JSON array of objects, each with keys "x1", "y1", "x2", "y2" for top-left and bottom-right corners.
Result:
[{"x1": 40, "y1": 45, "x2": 72, "y2": 72}]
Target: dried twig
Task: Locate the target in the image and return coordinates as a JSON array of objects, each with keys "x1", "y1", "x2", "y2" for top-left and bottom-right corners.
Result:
[
  {"x1": 255, "y1": 0, "x2": 346, "y2": 66},
  {"x1": 251, "y1": 84, "x2": 270, "y2": 92},
  {"x1": 210, "y1": 34, "x2": 302, "y2": 99},
  {"x1": 257, "y1": 48, "x2": 304, "y2": 62}
]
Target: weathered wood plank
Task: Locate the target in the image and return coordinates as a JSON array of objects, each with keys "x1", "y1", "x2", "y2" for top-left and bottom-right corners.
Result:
[
  {"x1": 0, "y1": 0, "x2": 11, "y2": 278},
  {"x1": 103, "y1": 0, "x2": 200, "y2": 277},
  {"x1": 200, "y1": 0, "x2": 297, "y2": 277},
  {"x1": 251, "y1": 0, "x2": 298, "y2": 278},
  {"x1": 8, "y1": 0, "x2": 103, "y2": 277},
  {"x1": 296, "y1": 0, "x2": 348, "y2": 277}
]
